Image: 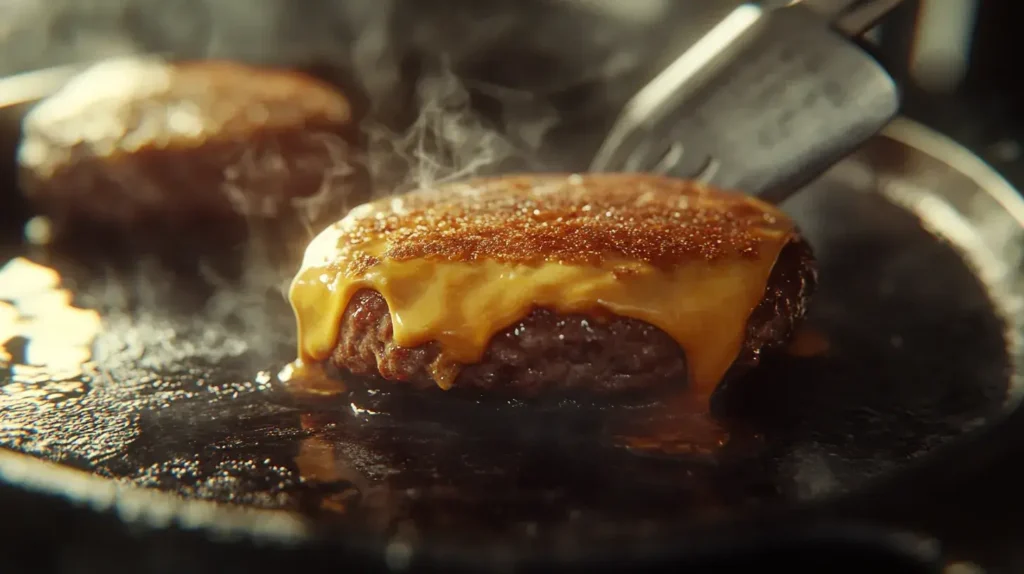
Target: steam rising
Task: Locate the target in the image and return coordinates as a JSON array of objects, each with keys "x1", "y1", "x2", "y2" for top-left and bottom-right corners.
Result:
[
  {"x1": 193, "y1": 1, "x2": 634, "y2": 354},
  {"x1": 6, "y1": 0, "x2": 663, "y2": 359},
  {"x1": 176, "y1": 2, "x2": 598, "y2": 356},
  {"x1": 362, "y1": 64, "x2": 540, "y2": 194}
]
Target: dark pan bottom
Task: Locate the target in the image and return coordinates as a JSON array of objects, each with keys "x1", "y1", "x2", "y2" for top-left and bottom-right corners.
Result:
[{"x1": 0, "y1": 165, "x2": 1018, "y2": 562}]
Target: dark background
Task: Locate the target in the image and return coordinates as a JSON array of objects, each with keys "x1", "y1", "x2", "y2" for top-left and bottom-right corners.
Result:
[
  {"x1": 881, "y1": 0, "x2": 1024, "y2": 187},
  {"x1": 797, "y1": 5, "x2": 1024, "y2": 568}
]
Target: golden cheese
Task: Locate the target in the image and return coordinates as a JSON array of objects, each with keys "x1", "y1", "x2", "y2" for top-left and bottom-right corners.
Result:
[{"x1": 288, "y1": 174, "x2": 794, "y2": 400}]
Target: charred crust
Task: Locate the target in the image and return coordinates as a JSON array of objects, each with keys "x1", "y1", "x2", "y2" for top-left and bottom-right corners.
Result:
[{"x1": 327, "y1": 174, "x2": 796, "y2": 277}]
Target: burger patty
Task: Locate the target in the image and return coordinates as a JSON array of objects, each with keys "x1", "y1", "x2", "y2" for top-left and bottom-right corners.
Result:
[
  {"x1": 330, "y1": 237, "x2": 816, "y2": 397},
  {"x1": 17, "y1": 57, "x2": 366, "y2": 240}
]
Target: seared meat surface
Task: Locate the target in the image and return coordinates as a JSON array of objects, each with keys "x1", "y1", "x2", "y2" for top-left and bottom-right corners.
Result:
[{"x1": 18, "y1": 57, "x2": 366, "y2": 241}]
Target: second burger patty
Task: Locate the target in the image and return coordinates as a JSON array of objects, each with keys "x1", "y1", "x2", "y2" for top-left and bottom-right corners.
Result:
[{"x1": 331, "y1": 237, "x2": 816, "y2": 397}]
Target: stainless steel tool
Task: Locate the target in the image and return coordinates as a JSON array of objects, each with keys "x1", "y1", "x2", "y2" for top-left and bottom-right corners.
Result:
[{"x1": 590, "y1": 0, "x2": 903, "y2": 204}]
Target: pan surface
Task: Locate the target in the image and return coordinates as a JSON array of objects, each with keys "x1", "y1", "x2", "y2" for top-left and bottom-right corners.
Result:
[{"x1": 0, "y1": 108, "x2": 1021, "y2": 569}]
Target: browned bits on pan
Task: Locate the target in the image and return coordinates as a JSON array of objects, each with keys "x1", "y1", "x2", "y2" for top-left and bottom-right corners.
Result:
[{"x1": 336, "y1": 174, "x2": 793, "y2": 276}]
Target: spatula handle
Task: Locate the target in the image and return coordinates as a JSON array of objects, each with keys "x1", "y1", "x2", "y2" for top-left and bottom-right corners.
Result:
[{"x1": 800, "y1": 0, "x2": 906, "y2": 36}]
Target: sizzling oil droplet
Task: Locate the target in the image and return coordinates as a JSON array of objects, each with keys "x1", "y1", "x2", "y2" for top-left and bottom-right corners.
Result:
[
  {"x1": 611, "y1": 392, "x2": 731, "y2": 457},
  {"x1": 785, "y1": 325, "x2": 830, "y2": 358},
  {"x1": 278, "y1": 359, "x2": 347, "y2": 397}
]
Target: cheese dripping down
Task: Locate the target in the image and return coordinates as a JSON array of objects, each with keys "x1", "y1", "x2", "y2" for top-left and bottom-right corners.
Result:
[{"x1": 288, "y1": 174, "x2": 795, "y2": 401}]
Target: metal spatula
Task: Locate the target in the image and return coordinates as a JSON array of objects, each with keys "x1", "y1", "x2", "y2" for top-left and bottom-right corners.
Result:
[{"x1": 590, "y1": 0, "x2": 902, "y2": 204}]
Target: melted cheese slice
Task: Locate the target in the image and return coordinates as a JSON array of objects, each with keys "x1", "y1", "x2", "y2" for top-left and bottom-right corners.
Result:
[{"x1": 289, "y1": 225, "x2": 790, "y2": 400}]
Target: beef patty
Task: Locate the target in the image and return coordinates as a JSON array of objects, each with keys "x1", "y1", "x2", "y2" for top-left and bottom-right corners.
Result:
[
  {"x1": 17, "y1": 56, "x2": 366, "y2": 243},
  {"x1": 332, "y1": 236, "x2": 814, "y2": 397},
  {"x1": 292, "y1": 174, "x2": 819, "y2": 399}
]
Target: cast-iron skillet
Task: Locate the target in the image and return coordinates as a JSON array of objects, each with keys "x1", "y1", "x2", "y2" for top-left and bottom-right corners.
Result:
[{"x1": 0, "y1": 14, "x2": 1022, "y2": 573}]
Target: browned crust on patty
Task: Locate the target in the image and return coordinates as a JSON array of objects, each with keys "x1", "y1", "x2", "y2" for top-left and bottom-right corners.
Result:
[
  {"x1": 329, "y1": 236, "x2": 816, "y2": 397},
  {"x1": 325, "y1": 174, "x2": 795, "y2": 279}
]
